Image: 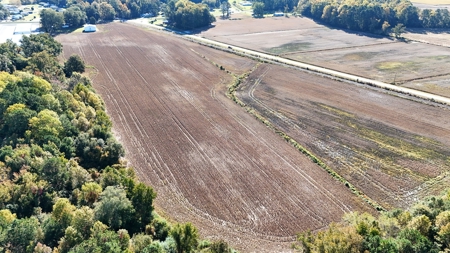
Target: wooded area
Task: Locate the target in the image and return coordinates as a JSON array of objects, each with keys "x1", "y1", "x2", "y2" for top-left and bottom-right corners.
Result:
[
  {"x1": 293, "y1": 191, "x2": 450, "y2": 253},
  {"x1": 297, "y1": 0, "x2": 450, "y2": 33}
]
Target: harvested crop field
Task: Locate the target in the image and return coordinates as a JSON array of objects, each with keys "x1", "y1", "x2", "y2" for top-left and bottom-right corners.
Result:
[
  {"x1": 57, "y1": 23, "x2": 376, "y2": 252},
  {"x1": 199, "y1": 17, "x2": 450, "y2": 98},
  {"x1": 200, "y1": 17, "x2": 393, "y2": 54},
  {"x1": 286, "y1": 42, "x2": 450, "y2": 85},
  {"x1": 236, "y1": 63, "x2": 450, "y2": 210}
]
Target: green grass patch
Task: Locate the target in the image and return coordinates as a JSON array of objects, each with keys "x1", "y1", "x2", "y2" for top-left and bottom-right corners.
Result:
[
  {"x1": 376, "y1": 61, "x2": 421, "y2": 72},
  {"x1": 319, "y1": 104, "x2": 355, "y2": 118},
  {"x1": 266, "y1": 42, "x2": 312, "y2": 54},
  {"x1": 358, "y1": 127, "x2": 444, "y2": 161},
  {"x1": 321, "y1": 103, "x2": 447, "y2": 181},
  {"x1": 343, "y1": 52, "x2": 378, "y2": 61},
  {"x1": 376, "y1": 61, "x2": 404, "y2": 70},
  {"x1": 71, "y1": 27, "x2": 84, "y2": 33},
  {"x1": 326, "y1": 104, "x2": 446, "y2": 162}
]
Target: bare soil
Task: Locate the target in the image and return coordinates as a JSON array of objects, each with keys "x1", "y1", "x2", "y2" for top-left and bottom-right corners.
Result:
[
  {"x1": 286, "y1": 42, "x2": 450, "y2": 84},
  {"x1": 236, "y1": 63, "x2": 450, "y2": 210},
  {"x1": 57, "y1": 23, "x2": 375, "y2": 252}
]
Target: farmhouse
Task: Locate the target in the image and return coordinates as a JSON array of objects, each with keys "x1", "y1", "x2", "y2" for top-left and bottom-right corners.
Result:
[{"x1": 83, "y1": 24, "x2": 97, "y2": 32}]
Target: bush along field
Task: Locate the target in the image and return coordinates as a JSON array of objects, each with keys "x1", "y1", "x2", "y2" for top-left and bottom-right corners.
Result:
[
  {"x1": 0, "y1": 35, "x2": 234, "y2": 253},
  {"x1": 293, "y1": 190, "x2": 450, "y2": 253}
]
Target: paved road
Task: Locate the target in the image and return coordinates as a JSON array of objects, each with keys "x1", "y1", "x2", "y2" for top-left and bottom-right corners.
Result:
[{"x1": 129, "y1": 20, "x2": 450, "y2": 106}]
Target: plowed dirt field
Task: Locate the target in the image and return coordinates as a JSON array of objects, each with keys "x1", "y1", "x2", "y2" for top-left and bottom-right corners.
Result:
[
  {"x1": 57, "y1": 23, "x2": 375, "y2": 252},
  {"x1": 236, "y1": 64, "x2": 450, "y2": 210}
]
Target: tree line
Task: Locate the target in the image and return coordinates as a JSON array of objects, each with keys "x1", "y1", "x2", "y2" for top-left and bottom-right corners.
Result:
[
  {"x1": 297, "y1": 0, "x2": 450, "y2": 34},
  {"x1": 40, "y1": 0, "x2": 159, "y2": 32},
  {"x1": 253, "y1": 0, "x2": 298, "y2": 12},
  {"x1": 293, "y1": 190, "x2": 450, "y2": 252},
  {"x1": 164, "y1": 0, "x2": 215, "y2": 29},
  {"x1": 0, "y1": 36, "x2": 233, "y2": 253},
  {"x1": 38, "y1": 0, "x2": 216, "y2": 32},
  {"x1": 0, "y1": 4, "x2": 9, "y2": 21}
]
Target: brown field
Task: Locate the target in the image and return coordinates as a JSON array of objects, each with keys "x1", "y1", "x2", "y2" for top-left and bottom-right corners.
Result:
[
  {"x1": 236, "y1": 63, "x2": 450, "y2": 210},
  {"x1": 199, "y1": 16, "x2": 450, "y2": 98},
  {"x1": 286, "y1": 42, "x2": 450, "y2": 84},
  {"x1": 57, "y1": 23, "x2": 376, "y2": 252}
]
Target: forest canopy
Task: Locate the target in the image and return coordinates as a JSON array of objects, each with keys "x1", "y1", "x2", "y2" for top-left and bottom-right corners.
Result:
[
  {"x1": 297, "y1": 0, "x2": 450, "y2": 33},
  {"x1": 293, "y1": 190, "x2": 450, "y2": 253}
]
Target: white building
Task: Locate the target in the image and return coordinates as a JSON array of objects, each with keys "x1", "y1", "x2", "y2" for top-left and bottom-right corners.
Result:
[{"x1": 83, "y1": 24, "x2": 97, "y2": 32}]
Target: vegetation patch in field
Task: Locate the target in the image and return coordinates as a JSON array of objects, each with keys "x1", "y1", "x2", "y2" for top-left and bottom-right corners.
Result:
[
  {"x1": 328, "y1": 106, "x2": 447, "y2": 162},
  {"x1": 343, "y1": 52, "x2": 379, "y2": 61},
  {"x1": 427, "y1": 55, "x2": 450, "y2": 61},
  {"x1": 359, "y1": 127, "x2": 446, "y2": 161},
  {"x1": 265, "y1": 42, "x2": 312, "y2": 54},
  {"x1": 318, "y1": 102, "x2": 449, "y2": 182},
  {"x1": 319, "y1": 103, "x2": 355, "y2": 118},
  {"x1": 376, "y1": 61, "x2": 404, "y2": 70},
  {"x1": 376, "y1": 61, "x2": 421, "y2": 73}
]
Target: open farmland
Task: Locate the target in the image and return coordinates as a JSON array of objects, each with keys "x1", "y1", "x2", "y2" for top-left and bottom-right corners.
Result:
[
  {"x1": 199, "y1": 16, "x2": 450, "y2": 98},
  {"x1": 236, "y1": 63, "x2": 450, "y2": 210},
  {"x1": 57, "y1": 23, "x2": 376, "y2": 252}
]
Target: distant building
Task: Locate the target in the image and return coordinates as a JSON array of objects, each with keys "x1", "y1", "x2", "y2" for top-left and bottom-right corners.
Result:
[
  {"x1": 273, "y1": 12, "x2": 284, "y2": 17},
  {"x1": 240, "y1": 1, "x2": 252, "y2": 6},
  {"x1": 83, "y1": 24, "x2": 97, "y2": 32}
]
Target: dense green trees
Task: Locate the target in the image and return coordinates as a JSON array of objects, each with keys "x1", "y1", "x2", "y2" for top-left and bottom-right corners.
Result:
[
  {"x1": 39, "y1": 0, "x2": 159, "y2": 28},
  {"x1": 170, "y1": 223, "x2": 199, "y2": 253},
  {"x1": 254, "y1": 0, "x2": 298, "y2": 12},
  {"x1": 297, "y1": 0, "x2": 450, "y2": 34},
  {"x1": 252, "y1": 2, "x2": 265, "y2": 17},
  {"x1": 0, "y1": 4, "x2": 9, "y2": 21},
  {"x1": 99, "y1": 2, "x2": 116, "y2": 20},
  {"x1": 64, "y1": 54, "x2": 86, "y2": 77},
  {"x1": 64, "y1": 6, "x2": 87, "y2": 27},
  {"x1": 293, "y1": 191, "x2": 450, "y2": 253},
  {"x1": 40, "y1": 9, "x2": 65, "y2": 34},
  {"x1": 165, "y1": 0, "x2": 215, "y2": 29},
  {"x1": 21, "y1": 34, "x2": 63, "y2": 59}
]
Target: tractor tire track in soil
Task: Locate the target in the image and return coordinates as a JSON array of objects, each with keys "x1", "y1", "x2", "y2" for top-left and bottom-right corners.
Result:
[{"x1": 58, "y1": 23, "x2": 375, "y2": 252}]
